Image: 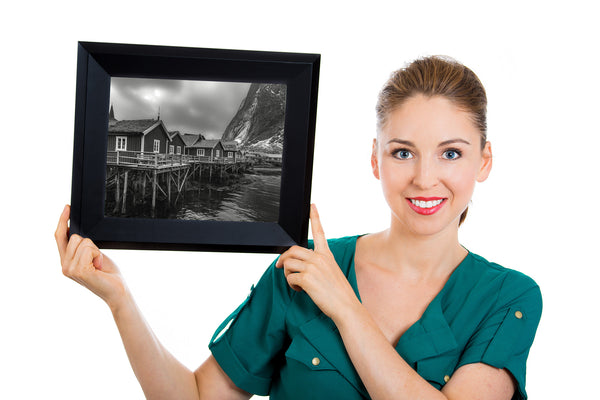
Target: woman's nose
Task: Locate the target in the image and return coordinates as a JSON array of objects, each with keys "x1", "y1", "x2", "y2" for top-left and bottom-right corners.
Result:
[{"x1": 412, "y1": 158, "x2": 439, "y2": 189}]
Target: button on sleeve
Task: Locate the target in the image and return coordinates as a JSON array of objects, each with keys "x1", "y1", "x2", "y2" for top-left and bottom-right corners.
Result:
[
  {"x1": 209, "y1": 259, "x2": 296, "y2": 396},
  {"x1": 457, "y1": 278, "x2": 542, "y2": 400}
]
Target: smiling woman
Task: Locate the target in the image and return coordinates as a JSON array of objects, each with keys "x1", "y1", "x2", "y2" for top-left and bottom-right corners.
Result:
[
  {"x1": 376, "y1": 56, "x2": 489, "y2": 226},
  {"x1": 373, "y1": 94, "x2": 492, "y2": 236},
  {"x1": 57, "y1": 55, "x2": 541, "y2": 400},
  {"x1": 208, "y1": 57, "x2": 540, "y2": 400}
]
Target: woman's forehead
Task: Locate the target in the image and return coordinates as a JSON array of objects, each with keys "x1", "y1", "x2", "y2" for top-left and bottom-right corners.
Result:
[{"x1": 381, "y1": 95, "x2": 481, "y2": 145}]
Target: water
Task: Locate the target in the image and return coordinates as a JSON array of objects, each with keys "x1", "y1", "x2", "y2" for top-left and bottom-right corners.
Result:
[
  {"x1": 105, "y1": 167, "x2": 282, "y2": 222},
  {"x1": 171, "y1": 171, "x2": 281, "y2": 222}
]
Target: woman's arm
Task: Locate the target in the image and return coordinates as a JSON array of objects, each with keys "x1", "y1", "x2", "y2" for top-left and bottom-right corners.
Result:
[
  {"x1": 55, "y1": 205, "x2": 250, "y2": 400},
  {"x1": 277, "y1": 205, "x2": 514, "y2": 400},
  {"x1": 334, "y1": 300, "x2": 514, "y2": 400}
]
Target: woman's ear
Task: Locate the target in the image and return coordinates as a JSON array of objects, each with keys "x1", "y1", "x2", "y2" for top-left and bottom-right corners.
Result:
[
  {"x1": 476, "y1": 141, "x2": 493, "y2": 182},
  {"x1": 371, "y1": 138, "x2": 380, "y2": 180}
]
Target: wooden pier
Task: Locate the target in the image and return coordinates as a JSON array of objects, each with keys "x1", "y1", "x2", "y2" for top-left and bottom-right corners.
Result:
[{"x1": 105, "y1": 151, "x2": 251, "y2": 216}]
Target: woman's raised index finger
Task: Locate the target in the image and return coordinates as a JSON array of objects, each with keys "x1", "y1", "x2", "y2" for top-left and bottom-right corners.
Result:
[
  {"x1": 310, "y1": 204, "x2": 329, "y2": 252},
  {"x1": 55, "y1": 205, "x2": 70, "y2": 258}
]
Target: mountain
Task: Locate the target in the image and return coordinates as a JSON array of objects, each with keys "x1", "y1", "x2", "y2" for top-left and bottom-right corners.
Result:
[{"x1": 221, "y1": 83, "x2": 287, "y2": 154}]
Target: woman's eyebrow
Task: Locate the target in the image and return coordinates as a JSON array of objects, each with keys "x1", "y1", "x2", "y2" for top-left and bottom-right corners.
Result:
[
  {"x1": 438, "y1": 138, "x2": 471, "y2": 146},
  {"x1": 386, "y1": 138, "x2": 415, "y2": 146},
  {"x1": 386, "y1": 138, "x2": 471, "y2": 146}
]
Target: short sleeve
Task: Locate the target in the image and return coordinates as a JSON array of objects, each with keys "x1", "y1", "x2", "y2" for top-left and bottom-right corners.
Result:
[
  {"x1": 209, "y1": 258, "x2": 295, "y2": 396},
  {"x1": 457, "y1": 272, "x2": 543, "y2": 400}
]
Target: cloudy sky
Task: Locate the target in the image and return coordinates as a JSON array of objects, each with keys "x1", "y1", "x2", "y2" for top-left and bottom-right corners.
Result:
[{"x1": 110, "y1": 77, "x2": 251, "y2": 139}]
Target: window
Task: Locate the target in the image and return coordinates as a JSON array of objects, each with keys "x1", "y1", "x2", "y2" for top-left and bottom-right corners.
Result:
[
  {"x1": 215, "y1": 149, "x2": 221, "y2": 158},
  {"x1": 197, "y1": 149, "x2": 205, "y2": 156},
  {"x1": 116, "y1": 136, "x2": 127, "y2": 151},
  {"x1": 153, "y1": 139, "x2": 160, "y2": 153},
  {"x1": 176, "y1": 146, "x2": 181, "y2": 155},
  {"x1": 169, "y1": 145, "x2": 174, "y2": 155},
  {"x1": 227, "y1": 151, "x2": 233, "y2": 158}
]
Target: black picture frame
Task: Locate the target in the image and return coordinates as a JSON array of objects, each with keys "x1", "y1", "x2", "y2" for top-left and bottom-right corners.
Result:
[{"x1": 70, "y1": 41, "x2": 320, "y2": 253}]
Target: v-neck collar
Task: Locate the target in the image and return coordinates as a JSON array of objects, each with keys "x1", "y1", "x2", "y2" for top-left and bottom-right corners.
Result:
[
  {"x1": 347, "y1": 234, "x2": 470, "y2": 360},
  {"x1": 293, "y1": 235, "x2": 470, "y2": 397}
]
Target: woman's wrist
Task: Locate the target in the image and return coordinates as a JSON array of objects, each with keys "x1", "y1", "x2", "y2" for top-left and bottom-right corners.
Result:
[
  {"x1": 331, "y1": 294, "x2": 366, "y2": 330},
  {"x1": 108, "y1": 286, "x2": 135, "y2": 317}
]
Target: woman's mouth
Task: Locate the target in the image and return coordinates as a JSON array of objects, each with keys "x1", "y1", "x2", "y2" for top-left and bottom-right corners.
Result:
[{"x1": 407, "y1": 198, "x2": 446, "y2": 215}]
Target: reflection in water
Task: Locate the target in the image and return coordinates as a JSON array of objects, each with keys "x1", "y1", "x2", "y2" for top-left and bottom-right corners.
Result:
[{"x1": 172, "y1": 172, "x2": 280, "y2": 222}]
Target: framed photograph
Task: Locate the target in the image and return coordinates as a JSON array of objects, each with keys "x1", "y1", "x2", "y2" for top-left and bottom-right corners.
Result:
[{"x1": 70, "y1": 41, "x2": 320, "y2": 253}]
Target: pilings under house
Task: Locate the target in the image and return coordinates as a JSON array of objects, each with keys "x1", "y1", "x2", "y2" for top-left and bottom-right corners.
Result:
[{"x1": 105, "y1": 151, "x2": 253, "y2": 216}]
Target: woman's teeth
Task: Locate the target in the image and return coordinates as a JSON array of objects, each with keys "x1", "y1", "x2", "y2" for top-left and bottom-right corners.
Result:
[{"x1": 410, "y1": 199, "x2": 444, "y2": 208}]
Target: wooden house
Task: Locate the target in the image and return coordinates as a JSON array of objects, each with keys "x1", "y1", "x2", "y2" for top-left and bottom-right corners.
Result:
[
  {"x1": 264, "y1": 153, "x2": 283, "y2": 164},
  {"x1": 246, "y1": 151, "x2": 282, "y2": 167},
  {"x1": 168, "y1": 131, "x2": 187, "y2": 155},
  {"x1": 181, "y1": 134, "x2": 202, "y2": 148},
  {"x1": 186, "y1": 139, "x2": 225, "y2": 161},
  {"x1": 221, "y1": 141, "x2": 241, "y2": 162},
  {"x1": 108, "y1": 118, "x2": 172, "y2": 154}
]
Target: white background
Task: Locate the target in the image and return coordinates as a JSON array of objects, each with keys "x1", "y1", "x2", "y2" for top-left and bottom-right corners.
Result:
[{"x1": 2, "y1": 1, "x2": 598, "y2": 398}]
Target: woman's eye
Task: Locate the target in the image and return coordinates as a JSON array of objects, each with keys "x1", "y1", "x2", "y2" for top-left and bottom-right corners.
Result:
[
  {"x1": 442, "y1": 150, "x2": 461, "y2": 160},
  {"x1": 394, "y1": 150, "x2": 413, "y2": 159}
]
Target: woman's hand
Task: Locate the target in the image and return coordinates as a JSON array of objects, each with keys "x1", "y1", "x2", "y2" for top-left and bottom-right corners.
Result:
[
  {"x1": 276, "y1": 204, "x2": 360, "y2": 322},
  {"x1": 55, "y1": 205, "x2": 128, "y2": 310}
]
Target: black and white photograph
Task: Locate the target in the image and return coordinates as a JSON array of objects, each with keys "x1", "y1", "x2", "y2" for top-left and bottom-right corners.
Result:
[
  {"x1": 67, "y1": 42, "x2": 319, "y2": 252},
  {"x1": 105, "y1": 78, "x2": 287, "y2": 222}
]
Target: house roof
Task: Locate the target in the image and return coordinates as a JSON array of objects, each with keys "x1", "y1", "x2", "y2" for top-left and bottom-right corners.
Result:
[
  {"x1": 221, "y1": 141, "x2": 239, "y2": 151},
  {"x1": 188, "y1": 139, "x2": 221, "y2": 149},
  {"x1": 168, "y1": 131, "x2": 185, "y2": 142},
  {"x1": 109, "y1": 119, "x2": 161, "y2": 134},
  {"x1": 181, "y1": 134, "x2": 201, "y2": 147}
]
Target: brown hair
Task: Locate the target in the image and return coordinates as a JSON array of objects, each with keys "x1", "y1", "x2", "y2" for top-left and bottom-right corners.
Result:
[{"x1": 376, "y1": 56, "x2": 488, "y2": 226}]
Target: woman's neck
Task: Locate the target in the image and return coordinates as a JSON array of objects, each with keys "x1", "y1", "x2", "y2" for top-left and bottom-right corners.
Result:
[{"x1": 361, "y1": 219, "x2": 467, "y2": 282}]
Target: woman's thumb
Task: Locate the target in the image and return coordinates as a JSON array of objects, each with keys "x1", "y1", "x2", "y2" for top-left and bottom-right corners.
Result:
[{"x1": 92, "y1": 252, "x2": 104, "y2": 270}]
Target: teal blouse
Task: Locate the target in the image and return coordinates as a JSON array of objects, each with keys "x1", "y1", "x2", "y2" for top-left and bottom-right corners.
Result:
[{"x1": 209, "y1": 236, "x2": 542, "y2": 399}]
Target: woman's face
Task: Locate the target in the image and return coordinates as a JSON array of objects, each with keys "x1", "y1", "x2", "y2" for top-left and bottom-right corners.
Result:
[{"x1": 372, "y1": 94, "x2": 492, "y2": 237}]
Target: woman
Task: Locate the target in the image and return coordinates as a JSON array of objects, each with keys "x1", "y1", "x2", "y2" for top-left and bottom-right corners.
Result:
[{"x1": 56, "y1": 56, "x2": 542, "y2": 400}]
